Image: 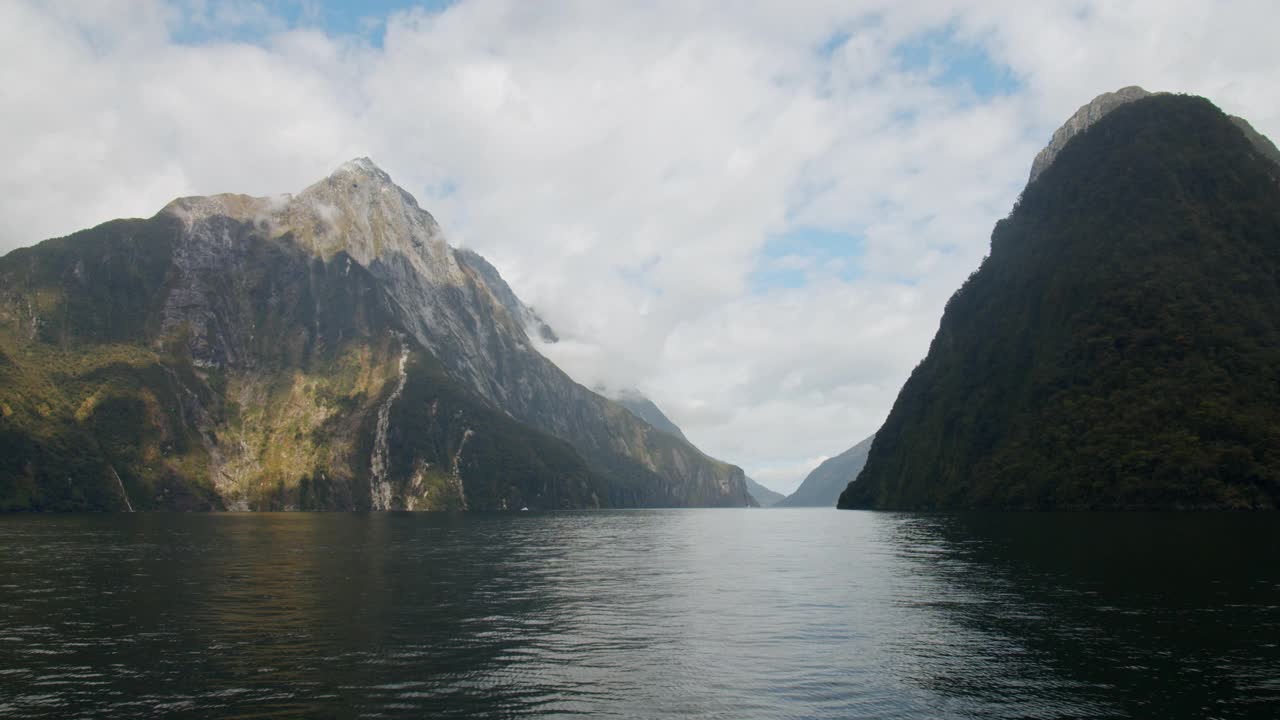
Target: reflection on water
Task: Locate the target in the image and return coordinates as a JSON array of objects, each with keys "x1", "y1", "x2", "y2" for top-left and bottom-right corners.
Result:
[{"x1": 0, "y1": 511, "x2": 1277, "y2": 718}]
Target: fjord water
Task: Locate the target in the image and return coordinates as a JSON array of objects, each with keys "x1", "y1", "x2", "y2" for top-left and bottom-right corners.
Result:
[{"x1": 1, "y1": 511, "x2": 1277, "y2": 719}]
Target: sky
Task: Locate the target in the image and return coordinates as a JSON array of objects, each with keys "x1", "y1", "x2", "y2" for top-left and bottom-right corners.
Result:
[{"x1": 3, "y1": 0, "x2": 1279, "y2": 494}]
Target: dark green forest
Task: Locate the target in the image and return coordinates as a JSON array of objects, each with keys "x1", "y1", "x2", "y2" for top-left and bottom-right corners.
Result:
[{"x1": 841, "y1": 94, "x2": 1280, "y2": 510}]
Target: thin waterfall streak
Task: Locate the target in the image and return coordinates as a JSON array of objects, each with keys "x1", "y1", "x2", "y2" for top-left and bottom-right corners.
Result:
[
  {"x1": 451, "y1": 428, "x2": 474, "y2": 510},
  {"x1": 370, "y1": 333, "x2": 410, "y2": 510},
  {"x1": 110, "y1": 466, "x2": 135, "y2": 513}
]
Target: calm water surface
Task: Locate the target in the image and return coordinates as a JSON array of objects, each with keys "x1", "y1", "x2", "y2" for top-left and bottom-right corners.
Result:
[{"x1": 0, "y1": 510, "x2": 1277, "y2": 718}]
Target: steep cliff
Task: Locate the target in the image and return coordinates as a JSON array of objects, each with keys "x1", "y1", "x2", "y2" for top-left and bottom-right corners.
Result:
[
  {"x1": 841, "y1": 93, "x2": 1280, "y2": 510},
  {"x1": 615, "y1": 392, "x2": 689, "y2": 442},
  {"x1": 615, "y1": 390, "x2": 771, "y2": 506},
  {"x1": 0, "y1": 160, "x2": 750, "y2": 510}
]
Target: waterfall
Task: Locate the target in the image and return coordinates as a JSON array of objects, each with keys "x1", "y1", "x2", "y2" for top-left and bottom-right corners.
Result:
[
  {"x1": 370, "y1": 334, "x2": 410, "y2": 510},
  {"x1": 450, "y1": 428, "x2": 474, "y2": 510},
  {"x1": 110, "y1": 466, "x2": 135, "y2": 513}
]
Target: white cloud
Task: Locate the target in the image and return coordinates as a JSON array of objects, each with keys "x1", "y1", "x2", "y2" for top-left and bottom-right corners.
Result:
[{"x1": 3, "y1": 0, "x2": 1280, "y2": 495}]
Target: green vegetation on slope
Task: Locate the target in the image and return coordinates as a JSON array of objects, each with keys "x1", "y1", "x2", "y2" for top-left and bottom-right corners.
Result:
[
  {"x1": 841, "y1": 94, "x2": 1280, "y2": 510},
  {"x1": 386, "y1": 349, "x2": 609, "y2": 510},
  {"x1": 0, "y1": 214, "x2": 603, "y2": 511},
  {"x1": 0, "y1": 217, "x2": 216, "y2": 510}
]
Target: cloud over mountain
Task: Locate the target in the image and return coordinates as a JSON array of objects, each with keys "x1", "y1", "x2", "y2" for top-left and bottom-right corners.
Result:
[{"x1": 3, "y1": 0, "x2": 1279, "y2": 493}]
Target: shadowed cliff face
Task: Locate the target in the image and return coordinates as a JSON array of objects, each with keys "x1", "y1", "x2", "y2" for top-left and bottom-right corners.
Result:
[
  {"x1": 0, "y1": 160, "x2": 749, "y2": 510},
  {"x1": 841, "y1": 94, "x2": 1280, "y2": 510}
]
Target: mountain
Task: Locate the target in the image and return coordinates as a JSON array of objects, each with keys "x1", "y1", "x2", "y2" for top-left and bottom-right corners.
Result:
[
  {"x1": 840, "y1": 91, "x2": 1280, "y2": 510},
  {"x1": 614, "y1": 390, "x2": 772, "y2": 506},
  {"x1": 744, "y1": 476, "x2": 784, "y2": 506},
  {"x1": 1026, "y1": 86, "x2": 1153, "y2": 184},
  {"x1": 0, "y1": 159, "x2": 752, "y2": 511},
  {"x1": 1028, "y1": 86, "x2": 1280, "y2": 184},
  {"x1": 776, "y1": 434, "x2": 874, "y2": 507},
  {"x1": 614, "y1": 392, "x2": 688, "y2": 442}
]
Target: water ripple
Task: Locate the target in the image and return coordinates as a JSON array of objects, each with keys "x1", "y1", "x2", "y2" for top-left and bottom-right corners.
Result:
[{"x1": 0, "y1": 511, "x2": 1277, "y2": 718}]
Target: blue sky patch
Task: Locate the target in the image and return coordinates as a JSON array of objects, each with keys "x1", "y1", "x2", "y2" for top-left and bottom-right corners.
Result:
[
  {"x1": 895, "y1": 28, "x2": 1018, "y2": 99},
  {"x1": 750, "y1": 226, "x2": 866, "y2": 292},
  {"x1": 761, "y1": 226, "x2": 864, "y2": 260},
  {"x1": 172, "y1": 0, "x2": 455, "y2": 47},
  {"x1": 817, "y1": 30, "x2": 852, "y2": 58}
]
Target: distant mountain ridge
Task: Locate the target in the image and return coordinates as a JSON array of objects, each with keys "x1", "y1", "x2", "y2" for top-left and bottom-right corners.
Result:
[
  {"x1": 776, "y1": 434, "x2": 873, "y2": 507},
  {"x1": 614, "y1": 391, "x2": 774, "y2": 507},
  {"x1": 0, "y1": 160, "x2": 751, "y2": 510},
  {"x1": 841, "y1": 91, "x2": 1280, "y2": 510},
  {"x1": 744, "y1": 477, "x2": 784, "y2": 506},
  {"x1": 614, "y1": 392, "x2": 689, "y2": 442}
]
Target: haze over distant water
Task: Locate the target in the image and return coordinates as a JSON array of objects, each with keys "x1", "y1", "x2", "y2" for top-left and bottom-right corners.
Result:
[{"x1": 1, "y1": 511, "x2": 1277, "y2": 719}]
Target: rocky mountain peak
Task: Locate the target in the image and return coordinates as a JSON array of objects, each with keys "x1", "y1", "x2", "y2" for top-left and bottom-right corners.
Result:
[
  {"x1": 160, "y1": 159, "x2": 466, "y2": 288},
  {"x1": 289, "y1": 158, "x2": 456, "y2": 275},
  {"x1": 4, "y1": 159, "x2": 754, "y2": 511},
  {"x1": 161, "y1": 192, "x2": 291, "y2": 228},
  {"x1": 1028, "y1": 88, "x2": 1280, "y2": 186},
  {"x1": 318, "y1": 157, "x2": 417, "y2": 205},
  {"x1": 333, "y1": 156, "x2": 389, "y2": 179},
  {"x1": 1028, "y1": 86, "x2": 1153, "y2": 184}
]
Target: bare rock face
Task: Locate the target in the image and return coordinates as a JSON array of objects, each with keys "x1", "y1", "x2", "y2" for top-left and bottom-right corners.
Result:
[
  {"x1": 1028, "y1": 87, "x2": 1280, "y2": 187},
  {"x1": 1028, "y1": 86, "x2": 1153, "y2": 184},
  {"x1": 325, "y1": 162, "x2": 749, "y2": 506},
  {"x1": 20, "y1": 157, "x2": 747, "y2": 507},
  {"x1": 0, "y1": 158, "x2": 751, "y2": 510}
]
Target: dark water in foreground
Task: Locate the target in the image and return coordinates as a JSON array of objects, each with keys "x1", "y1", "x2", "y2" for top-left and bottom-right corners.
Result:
[{"x1": 0, "y1": 511, "x2": 1278, "y2": 719}]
